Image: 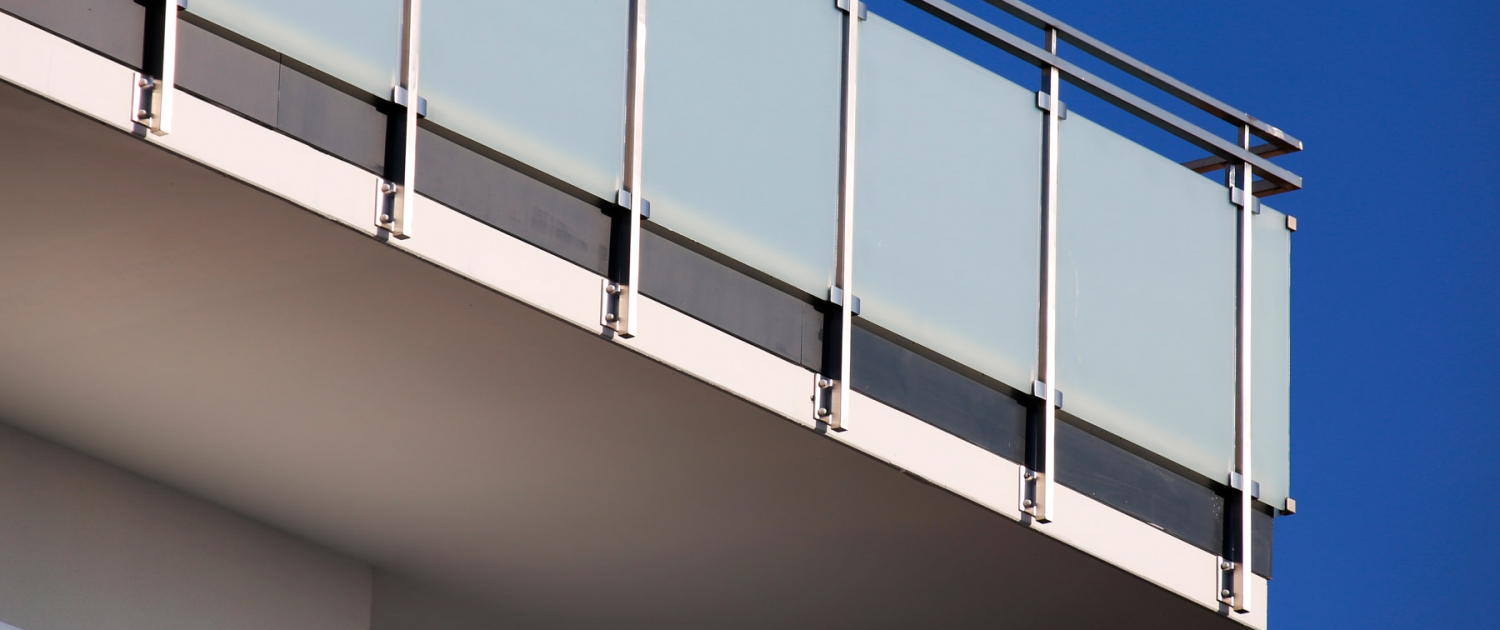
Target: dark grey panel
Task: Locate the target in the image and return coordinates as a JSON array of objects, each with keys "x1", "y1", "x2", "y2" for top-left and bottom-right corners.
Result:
[
  {"x1": 1055, "y1": 417, "x2": 1225, "y2": 555},
  {"x1": 176, "y1": 20, "x2": 279, "y2": 127},
  {"x1": 1252, "y1": 506, "x2": 1273, "y2": 578},
  {"x1": 1057, "y1": 415, "x2": 1274, "y2": 579},
  {"x1": 639, "y1": 230, "x2": 822, "y2": 370},
  {"x1": 850, "y1": 324, "x2": 1027, "y2": 463},
  {"x1": 415, "y1": 127, "x2": 611, "y2": 275},
  {"x1": 0, "y1": 0, "x2": 144, "y2": 68},
  {"x1": 276, "y1": 66, "x2": 386, "y2": 174}
]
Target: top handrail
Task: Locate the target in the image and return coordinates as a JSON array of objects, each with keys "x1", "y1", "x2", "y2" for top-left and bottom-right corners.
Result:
[
  {"x1": 906, "y1": 0, "x2": 1304, "y2": 193},
  {"x1": 980, "y1": 0, "x2": 1302, "y2": 153}
]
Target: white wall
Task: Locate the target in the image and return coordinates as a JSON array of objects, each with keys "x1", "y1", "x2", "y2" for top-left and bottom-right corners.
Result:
[{"x1": 0, "y1": 422, "x2": 372, "y2": 630}]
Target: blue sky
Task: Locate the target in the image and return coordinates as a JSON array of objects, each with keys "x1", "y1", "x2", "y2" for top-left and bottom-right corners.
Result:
[{"x1": 867, "y1": 0, "x2": 1500, "y2": 627}]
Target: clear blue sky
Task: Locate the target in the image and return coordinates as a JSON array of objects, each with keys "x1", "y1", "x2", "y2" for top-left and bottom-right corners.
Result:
[{"x1": 866, "y1": 0, "x2": 1500, "y2": 627}]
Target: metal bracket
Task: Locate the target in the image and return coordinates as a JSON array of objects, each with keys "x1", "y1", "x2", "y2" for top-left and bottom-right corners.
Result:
[
  {"x1": 603, "y1": 191, "x2": 648, "y2": 337},
  {"x1": 835, "y1": 0, "x2": 868, "y2": 20},
  {"x1": 392, "y1": 86, "x2": 428, "y2": 118},
  {"x1": 132, "y1": 0, "x2": 184, "y2": 136},
  {"x1": 1227, "y1": 472, "x2": 1261, "y2": 500},
  {"x1": 600, "y1": 277, "x2": 631, "y2": 332},
  {"x1": 1022, "y1": 380, "x2": 1057, "y2": 522},
  {"x1": 812, "y1": 374, "x2": 836, "y2": 425},
  {"x1": 617, "y1": 190, "x2": 651, "y2": 220},
  {"x1": 1035, "y1": 91, "x2": 1068, "y2": 119},
  {"x1": 1230, "y1": 187, "x2": 1262, "y2": 214},
  {"x1": 374, "y1": 178, "x2": 398, "y2": 233},
  {"x1": 828, "y1": 287, "x2": 861, "y2": 316},
  {"x1": 1030, "y1": 380, "x2": 1063, "y2": 409},
  {"x1": 1217, "y1": 557, "x2": 1239, "y2": 606},
  {"x1": 1285, "y1": 215, "x2": 1298, "y2": 232},
  {"x1": 1282, "y1": 497, "x2": 1297, "y2": 515}
]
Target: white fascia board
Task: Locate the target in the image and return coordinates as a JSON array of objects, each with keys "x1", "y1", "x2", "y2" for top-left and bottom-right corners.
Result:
[
  {"x1": 0, "y1": 11, "x2": 135, "y2": 133},
  {"x1": 0, "y1": 12, "x2": 1268, "y2": 628}
]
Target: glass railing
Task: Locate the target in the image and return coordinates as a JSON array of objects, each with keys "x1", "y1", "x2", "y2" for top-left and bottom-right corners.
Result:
[
  {"x1": 1056, "y1": 111, "x2": 1239, "y2": 483},
  {"x1": 642, "y1": 0, "x2": 844, "y2": 297},
  {"x1": 420, "y1": 0, "x2": 629, "y2": 202},
  {"x1": 855, "y1": 12, "x2": 1041, "y2": 394},
  {"x1": 178, "y1": 0, "x2": 1296, "y2": 510},
  {"x1": 188, "y1": 0, "x2": 403, "y2": 97}
]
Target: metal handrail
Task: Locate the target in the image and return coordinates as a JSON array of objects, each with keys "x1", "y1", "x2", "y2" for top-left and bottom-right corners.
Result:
[{"x1": 908, "y1": 0, "x2": 1304, "y2": 194}]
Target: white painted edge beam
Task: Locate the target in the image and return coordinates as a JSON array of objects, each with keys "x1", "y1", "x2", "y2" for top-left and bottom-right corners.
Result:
[{"x1": 0, "y1": 12, "x2": 1267, "y2": 629}]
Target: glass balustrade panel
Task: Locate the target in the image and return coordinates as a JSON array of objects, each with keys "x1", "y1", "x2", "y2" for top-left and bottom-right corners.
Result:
[
  {"x1": 421, "y1": 0, "x2": 629, "y2": 200},
  {"x1": 1253, "y1": 204, "x2": 1292, "y2": 507},
  {"x1": 188, "y1": 0, "x2": 403, "y2": 97},
  {"x1": 1056, "y1": 114, "x2": 1237, "y2": 481},
  {"x1": 853, "y1": 12, "x2": 1041, "y2": 392},
  {"x1": 642, "y1": 0, "x2": 843, "y2": 296}
]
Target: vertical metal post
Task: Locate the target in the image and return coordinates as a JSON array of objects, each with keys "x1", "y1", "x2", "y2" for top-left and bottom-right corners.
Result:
[
  {"x1": 820, "y1": 0, "x2": 864, "y2": 431},
  {"x1": 1224, "y1": 123, "x2": 1255, "y2": 613},
  {"x1": 1023, "y1": 27, "x2": 1062, "y2": 523},
  {"x1": 133, "y1": 0, "x2": 183, "y2": 136},
  {"x1": 604, "y1": 0, "x2": 649, "y2": 337},
  {"x1": 377, "y1": 0, "x2": 423, "y2": 239}
]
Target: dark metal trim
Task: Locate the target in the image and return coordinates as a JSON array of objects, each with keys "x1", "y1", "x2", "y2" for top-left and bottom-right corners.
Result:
[
  {"x1": 852, "y1": 321, "x2": 1275, "y2": 578},
  {"x1": 905, "y1": 0, "x2": 1303, "y2": 193}
]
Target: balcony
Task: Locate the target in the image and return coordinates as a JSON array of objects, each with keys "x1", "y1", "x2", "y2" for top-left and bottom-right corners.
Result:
[{"x1": 0, "y1": 1, "x2": 1300, "y2": 628}]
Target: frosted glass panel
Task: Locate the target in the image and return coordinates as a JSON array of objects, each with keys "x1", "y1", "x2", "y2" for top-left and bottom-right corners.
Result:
[
  {"x1": 1253, "y1": 205, "x2": 1292, "y2": 506},
  {"x1": 1056, "y1": 114, "x2": 1237, "y2": 481},
  {"x1": 422, "y1": 0, "x2": 628, "y2": 200},
  {"x1": 642, "y1": 0, "x2": 843, "y2": 296},
  {"x1": 188, "y1": 0, "x2": 403, "y2": 97},
  {"x1": 854, "y1": 13, "x2": 1040, "y2": 391}
]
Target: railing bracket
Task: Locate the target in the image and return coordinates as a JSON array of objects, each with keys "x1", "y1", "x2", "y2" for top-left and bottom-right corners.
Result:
[
  {"x1": 828, "y1": 287, "x2": 861, "y2": 316},
  {"x1": 1228, "y1": 472, "x2": 1261, "y2": 500},
  {"x1": 812, "y1": 374, "x2": 836, "y2": 425},
  {"x1": 1230, "y1": 186, "x2": 1262, "y2": 214},
  {"x1": 1035, "y1": 91, "x2": 1068, "y2": 119},
  {"x1": 392, "y1": 86, "x2": 428, "y2": 118},
  {"x1": 617, "y1": 190, "x2": 652, "y2": 220},
  {"x1": 133, "y1": 0, "x2": 185, "y2": 136},
  {"x1": 835, "y1": 0, "x2": 868, "y2": 20}
]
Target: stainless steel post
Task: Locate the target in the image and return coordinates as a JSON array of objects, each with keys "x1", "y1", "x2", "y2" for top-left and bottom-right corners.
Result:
[
  {"x1": 1226, "y1": 123, "x2": 1256, "y2": 613},
  {"x1": 1024, "y1": 27, "x2": 1062, "y2": 523},
  {"x1": 132, "y1": 0, "x2": 183, "y2": 136},
  {"x1": 821, "y1": 0, "x2": 864, "y2": 431},
  {"x1": 377, "y1": 0, "x2": 423, "y2": 239},
  {"x1": 604, "y1": 0, "x2": 649, "y2": 337}
]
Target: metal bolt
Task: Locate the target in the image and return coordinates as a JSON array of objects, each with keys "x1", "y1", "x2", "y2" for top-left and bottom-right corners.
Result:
[
  {"x1": 380, "y1": 214, "x2": 393, "y2": 224},
  {"x1": 138, "y1": 77, "x2": 152, "y2": 88},
  {"x1": 1220, "y1": 561, "x2": 1233, "y2": 571},
  {"x1": 605, "y1": 283, "x2": 620, "y2": 295},
  {"x1": 1221, "y1": 589, "x2": 1233, "y2": 599},
  {"x1": 815, "y1": 407, "x2": 829, "y2": 418},
  {"x1": 604, "y1": 313, "x2": 618, "y2": 323},
  {"x1": 137, "y1": 109, "x2": 152, "y2": 119},
  {"x1": 817, "y1": 378, "x2": 831, "y2": 389},
  {"x1": 1023, "y1": 470, "x2": 1034, "y2": 480},
  {"x1": 1023, "y1": 499, "x2": 1034, "y2": 508},
  {"x1": 380, "y1": 182, "x2": 396, "y2": 194}
]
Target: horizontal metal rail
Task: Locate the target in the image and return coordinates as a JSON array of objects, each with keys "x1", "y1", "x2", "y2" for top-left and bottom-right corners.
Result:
[
  {"x1": 907, "y1": 0, "x2": 1303, "y2": 193},
  {"x1": 980, "y1": 0, "x2": 1302, "y2": 154}
]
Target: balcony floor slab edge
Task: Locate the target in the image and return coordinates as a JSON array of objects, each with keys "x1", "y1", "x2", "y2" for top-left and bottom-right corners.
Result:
[{"x1": 0, "y1": 11, "x2": 1267, "y2": 629}]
